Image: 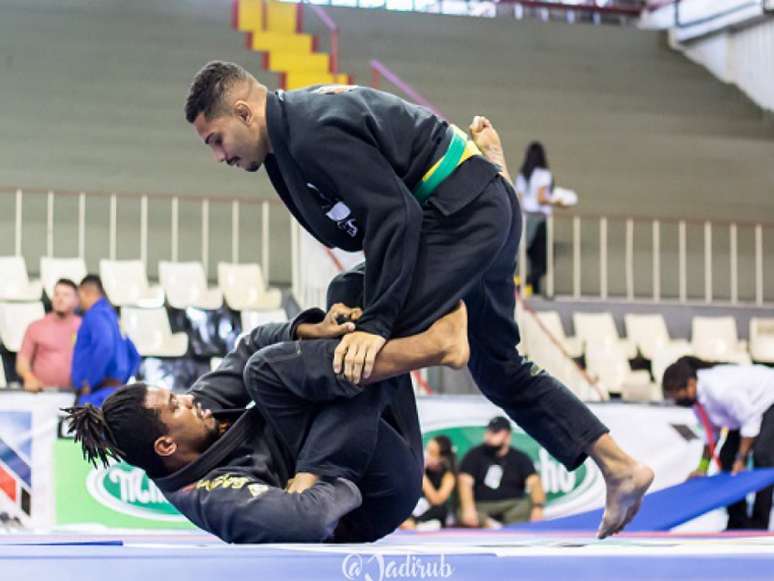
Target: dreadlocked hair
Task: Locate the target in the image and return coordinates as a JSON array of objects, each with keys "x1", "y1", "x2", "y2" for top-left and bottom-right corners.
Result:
[
  {"x1": 63, "y1": 383, "x2": 169, "y2": 478},
  {"x1": 662, "y1": 355, "x2": 719, "y2": 396}
]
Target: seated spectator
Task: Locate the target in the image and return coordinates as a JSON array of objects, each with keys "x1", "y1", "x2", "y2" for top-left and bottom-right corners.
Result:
[
  {"x1": 16, "y1": 278, "x2": 81, "y2": 391},
  {"x1": 402, "y1": 435, "x2": 457, "y2": 530},
  {"x1": 72, "y1": 275, "x2": 140, "y2": 407},
  {"x1": 458, "y1": 416, "x2": 545, "y2": 527}
]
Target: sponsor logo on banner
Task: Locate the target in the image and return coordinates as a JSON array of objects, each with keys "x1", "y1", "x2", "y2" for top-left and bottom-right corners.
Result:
[
  {"x1": 86, "y1": 462, "x2": 186, "y2": 522},
  {"x1": 0, "y1": 411, "x2": 33, "y2": 519}
]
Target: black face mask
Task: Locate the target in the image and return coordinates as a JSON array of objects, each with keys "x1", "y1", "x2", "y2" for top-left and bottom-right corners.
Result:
[
  {"x1": 675, "y1": 397, "x2": 695, "y2": 408},
  {"x1": 483, "y1": 443, "x2": 501, "y2": 456}
]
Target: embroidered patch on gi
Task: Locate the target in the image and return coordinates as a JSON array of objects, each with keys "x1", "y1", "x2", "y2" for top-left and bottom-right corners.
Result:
[
  {"x1": 314, "y1": 84, "x2": 358, "y2": 95},
  {"x1": 306, "y1": 182, "x2": 360, "y2": 238},
  {"x1": 248, "y1": 483, "x2": 269, "y2": 498}
]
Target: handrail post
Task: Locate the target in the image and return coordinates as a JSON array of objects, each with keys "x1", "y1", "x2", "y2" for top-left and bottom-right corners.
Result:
[
  {"x1": 599, "y1": 216, "x2": 607, "y2": 300},
  {"x1": 704, "y1": 221, "x2": 712, "y2": 303},
  {"x1": 331, "y1": 29, "x2": 339, "y2": 75},
  {"x1": 262, "y1": 201, "x2": 270, "y2": 283},
  {"x1": 755, "y1": 224, "x2": 763, "y2": 306},
  {"x1": 573, "y1": 216, "x2": 581, "y2": 299},
  {"x1": 46, "y1": 191, "x2": 54, "y2": 258},
  {"x1": 546, "y1": 214, "x2": 554, "y2": 297},
  {"x1": 109, "y1": 193, "x2": 117, "y2": 261},
  {"x1": 652, "y1": 219, "x2": 660, "y2": 302},
  {"x1": 15, "y1": 189, "x2": 22, "y2": 256},
  {"x1": 78, "y1": 192, "x2": 86, "y2": 260},
  {"x1": 625, "y1": 218, "x2": 634, "y2": 301},
  {"x1": 730, "y1": 223, "x2": 738, "y2": 305},
  {"x1": 679, "y1": 220, "x2": 687, "y2": 303}
]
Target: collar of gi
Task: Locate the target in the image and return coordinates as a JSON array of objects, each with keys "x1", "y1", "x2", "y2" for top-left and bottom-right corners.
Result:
[{"x1": 153, "y1": 407, "x2": 262, "y2": 492}]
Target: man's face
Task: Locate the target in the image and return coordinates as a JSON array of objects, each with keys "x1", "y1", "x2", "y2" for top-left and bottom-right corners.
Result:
[
  {"x1": 193, "y1": 109, "x2": 268, "y2": 173},
  {"x1": 52, "y1": 283, "x2": 78, "y2": 316},
  {"x1": 672, "y1": 378, "x2": 698, "y2": 407},
  {"x1": 144, "y1": 387, "x2": 219, "y2": 457},
  {"x1": 484, "y1": 429, "x2": 511, "y2": 450}
]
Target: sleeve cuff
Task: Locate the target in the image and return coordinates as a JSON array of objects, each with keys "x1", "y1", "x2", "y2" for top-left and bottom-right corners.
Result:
[
  {"x1": 290, "y1": 308, "x2": 327, "y2": 339},
  {"x1": 354, "y1": 317, "x2": 391, "y2": 340}
]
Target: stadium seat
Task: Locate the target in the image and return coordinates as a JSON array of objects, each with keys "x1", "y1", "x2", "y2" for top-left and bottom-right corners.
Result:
[
  {"x1": 749, "y1": 318, "x2": 774, "y2": 363},
  {"x1": 533, "y1": 311, "x2": 583, "y2": 359},
  {"x1": 120, "y1": 307, "x2": 189, "y2": 357},
  {"x1": 0, "y1": 301, "x2": 45, "y2": 352},
  {"x1": 520, "y1": 311, "x2": 605, "y2": 401},
  {"x1": 585, "y1": 341, "x2": 657, "y2": 401},
  {"x1": 650, "y1": 341, "x2": 695, "y2": 386},
  {"x1": 217, "y1": 262, "x2": 282, "y2": 311},
  {"x1": 691, "y1": 316, "x2": 751, "y2": 364},
  {"x1": 624, "y1": 313, "x2": 692, "y2": 361},
  {"x1": 241, "y1": 308, "x2": 288, "y2": 333},
  {"x1": 0, "y1": 357, "x2": 6, "y2": 387},
  {"x1": 573, "y1": 312, "x2": 637, "y2": 359},
  {"x1": 100, "y1": 259, "x2": 165, "y2": 307},
  {"x1": 40, "y1": 256, "x2": 87, "y2": 298},
  {"x1": 0, "y1": 256, "x2": 42, "y2": 301},
  {"x1": 158, "y1": 261, "x2": 223, "y2": 310}
]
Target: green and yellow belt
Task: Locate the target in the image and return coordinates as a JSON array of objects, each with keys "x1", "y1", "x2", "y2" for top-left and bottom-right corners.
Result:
[{"x1": 412, "y1": 125, "x2": 481, "y2": 205}]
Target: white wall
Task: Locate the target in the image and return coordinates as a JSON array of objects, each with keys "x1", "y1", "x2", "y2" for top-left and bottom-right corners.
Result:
[{"x1": 678, "y1": 18, "x2": 774, "y2": 112}]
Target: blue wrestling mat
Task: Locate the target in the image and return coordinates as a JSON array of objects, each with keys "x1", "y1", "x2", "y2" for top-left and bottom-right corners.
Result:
[
  {"x1": 512, "y1": 468, "x2": 774, "y2": 532},
  {"x1": 2, "y1": 530, "x2": 774, "y2": 580}
]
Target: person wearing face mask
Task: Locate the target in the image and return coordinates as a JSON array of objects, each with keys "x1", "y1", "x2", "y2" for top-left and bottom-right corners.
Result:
[
  {"x1": 457, "y1": 416, "x2": 546, "y2": 527},
  {"x1": 662, "y1": 356, "x2": 774, "y2": 530},
  {"x1": 402, "y1": 435, "x2": 458, "y2": 530}
]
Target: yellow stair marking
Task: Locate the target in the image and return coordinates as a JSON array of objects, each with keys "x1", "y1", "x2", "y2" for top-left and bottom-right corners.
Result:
[{"x1": 236, "y1": 0, "x2": 263, "y2": 31}]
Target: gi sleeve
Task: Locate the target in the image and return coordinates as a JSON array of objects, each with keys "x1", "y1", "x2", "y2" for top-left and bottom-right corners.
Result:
[
  {"x1": 71, "y1": 314, "x2": 115, "y2": 390},
  {"x1": 295, "y1": 126, "x2": 423, "y2": 339},
  {"x1": 196, "y1": 476, "x2": 362, "y2": 543},
  {"x1": 189, "y1": 308, "x2": 326, "y2": 409}
]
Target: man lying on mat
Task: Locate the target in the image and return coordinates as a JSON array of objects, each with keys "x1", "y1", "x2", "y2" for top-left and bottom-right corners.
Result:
[{"x1": 64, "y1": 272, "x2": 469, "y2": 544}]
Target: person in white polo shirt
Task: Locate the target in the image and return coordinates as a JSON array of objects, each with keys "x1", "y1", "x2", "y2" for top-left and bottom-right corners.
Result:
[{"x1": 662, "y1": 356, "x2": 774, "y2": 530}]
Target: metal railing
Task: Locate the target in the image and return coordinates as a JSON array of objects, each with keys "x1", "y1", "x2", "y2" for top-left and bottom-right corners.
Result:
[
  {"x1": 0, "y1": 187, "x2": 288, "y2": 282},
  {"x1": 533, "y1": 211, "x2": 774, "y2": 305},
  {"x1": 292, "y1": 0, "x2": 643, "y2": 24}
]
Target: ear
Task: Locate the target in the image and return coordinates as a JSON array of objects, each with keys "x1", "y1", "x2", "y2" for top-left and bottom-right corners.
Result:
[
  {"x1": 154, "y1": 436, "x2": 177, "y2": 458},
  {"x1": 234, "y1": 101, "x2": 252, "y2": 125}
]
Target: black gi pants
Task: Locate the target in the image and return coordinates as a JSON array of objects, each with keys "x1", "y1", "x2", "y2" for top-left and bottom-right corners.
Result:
[
  {"x1": 720, "y1": 405, "x2": 774, "y2": 530},
  {"x1": 391, "y1": 175, "x2": 607, "y2": 470},
  {"x1": 243, "y1": 339, "x2": 423, "y2": 542}
]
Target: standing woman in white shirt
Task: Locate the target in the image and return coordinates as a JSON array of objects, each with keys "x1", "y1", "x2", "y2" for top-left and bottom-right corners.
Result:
[
  {"x1": 514, "y1": 142, "x2": 565, "y2": 295},
  {"x1": 663, "y1": 356, "x2": 774, "y2": 529}
]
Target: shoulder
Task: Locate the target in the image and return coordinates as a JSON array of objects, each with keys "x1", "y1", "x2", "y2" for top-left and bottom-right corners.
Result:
[
  {"x1": 530, "y1": 168, "x2": 552, "y2": 185},
  {"x1": 509, "y1": 447, "x2": 533, "y2": 464}
]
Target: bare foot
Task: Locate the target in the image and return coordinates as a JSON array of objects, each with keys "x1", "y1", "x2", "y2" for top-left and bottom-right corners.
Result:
[
  {"x1": 598, "y1": 462, "x2": 654, "y2": 539},
  {"x1": 431, "y1": 301, "x2": 469, "y2": 369}
]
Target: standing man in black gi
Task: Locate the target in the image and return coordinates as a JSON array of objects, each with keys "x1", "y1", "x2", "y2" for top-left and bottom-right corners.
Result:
[{"x1": 184, "y1": 61, "x2": 653, "y2": 538}]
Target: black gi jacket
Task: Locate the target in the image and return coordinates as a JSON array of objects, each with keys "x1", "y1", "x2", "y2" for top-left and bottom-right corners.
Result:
[
  {"x1": 153, "y1": 313, "x2": 363, "y2": 544},
  {"x1": 264, "y1": 86, "x2": 498, "y2": 339}
]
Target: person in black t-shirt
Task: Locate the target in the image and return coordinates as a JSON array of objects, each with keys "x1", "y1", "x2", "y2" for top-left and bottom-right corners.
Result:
[
  {"x1": 402, "y1": 435, "x2": 457, "y2": 530},
  {"x1": 458, "y1": 416, "x2": 546, "y2": 527}
]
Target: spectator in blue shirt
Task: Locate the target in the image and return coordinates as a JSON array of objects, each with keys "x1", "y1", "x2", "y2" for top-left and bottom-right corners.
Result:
[{"x1": 72, "y1": 274, "x2": 140, "y2": 406}]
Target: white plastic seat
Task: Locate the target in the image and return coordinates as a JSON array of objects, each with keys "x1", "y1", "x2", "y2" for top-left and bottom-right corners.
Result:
[
  {"x1": 0, "y1": 302, "x2": 45, "y2": 352},
  {"x1": 651, "y1": 342, "x2": 695, "y2": 386},
  {"x1": 534, "y1": 311, "x2": 583, "y2": 359},
  {"x1": 241, "y1": 309, "x2": 288, "y2": 333},
  {"x1": 120, "y1": 307, "x2": 188, "y2": 357},
  {"x1": 585, "y1": 341, "x2": 657, "y2": 400},
  {"x1": 573, "y1": 312, "x2": 637, "y2": 359},
  {"x1": 0, "y1": 356, "x2": 6, "y2": 387},
  {"x1": 39, "y1": 257, "x2": 87, "y2": 299},
  {"x1": 100, "y1": 260, "x2": 165, "y2": 307},
  {"x1": 624, "y1": 313, "x2": 691, "y2": 361},
  {"x1": 749, "y1": 318, "x2": 774, "y2": 364},
  {"x1": 158, "y1": 261, "x2": 223, "y2": 310},
  {"x1": 520, "y1": 311, "x2": 605, "y2": 402},
  {"x1": 217, "y1": 262, "x2": 282, "y2": 311},
  {"x1": 691, "y1": 316, "x2": 751, "y2": 364},
  {"x1": 0, "y1": 256, "x2": 42, "y2": 301}
]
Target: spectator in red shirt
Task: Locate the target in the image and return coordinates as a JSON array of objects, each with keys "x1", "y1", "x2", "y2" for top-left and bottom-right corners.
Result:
[{"x1": 16, "y1": 278, "x2": 81, "y2": 391}]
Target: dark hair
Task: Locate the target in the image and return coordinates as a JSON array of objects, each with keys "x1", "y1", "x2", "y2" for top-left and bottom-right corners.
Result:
[
  {"x1": 63, "y1": 383, "x2": 169, "y2": 478},
  {"x1": 519, "y1": 141, "x2": 549, "y2": 181},
  {"x1": 662, "y1": 356, "x2": 718, "y2": 396},
  {"x1": 185, "y1": 61, "x2": 249, "y2": 124},
  {"x1": 432, "y1": 435, "x2": 457, "y2": 474},
  {"x1": 54, "y1": 278, "x2": 78, "y2": 292},
  {"x1": 79, "y1": 274, "x2": 104, "y2": 295}
]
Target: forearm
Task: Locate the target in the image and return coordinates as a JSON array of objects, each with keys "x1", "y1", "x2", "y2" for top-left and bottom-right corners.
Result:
[
  {"x1": 16, "y1": 357, "x2": 35, "y2": 381},
  {"x1": 528, "y1": 475, "x2": 546, "y2": 506},
  {"x1": 737, "y1": 437, "x2": 756, "y2": 461},
  {"x1": 458, "y1": 477, "x2": 476, "y2": 512}
]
